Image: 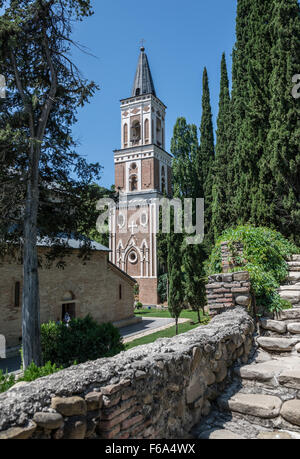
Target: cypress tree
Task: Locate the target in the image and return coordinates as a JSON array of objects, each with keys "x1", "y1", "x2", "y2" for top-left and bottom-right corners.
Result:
[
  {"x1": 260, "y1": 0, "x2": 300, "y2": 244},
  {"x1": 212, "y1": 53, "x2": 231, "y2": 239},
  {"x1": 167, "y1": 118, "x2": 207, "y2": 322},
  {"x1": 197, "y1": 68, "x2": 215, "y2": 247},
  {"x1": 171, "y1": 117, "x2": 198, "y2": 198},
  {"x1": 167, "y1": 213, "x2": 184, "y2": 335},
  {"x1": 182, "y1": 242, "x2": 206, "y2": 323},
  {"x1": 226, "y1": 0, "x2": 251, "y2": 226},
  {"x1": 231, "y1": 1, "x2": 273, "y2": 225}
]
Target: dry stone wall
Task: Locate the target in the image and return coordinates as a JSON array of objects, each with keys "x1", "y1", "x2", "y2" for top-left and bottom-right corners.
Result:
[
  {"x1": 221, "y1": 241, "x2": 245, "y2": 273},
  {"x1": 206, "y1": 272, "x2": 252, "y2": 317},
  {"x1": 0, "y1": 308, "x2": 254, "y2": 440}
]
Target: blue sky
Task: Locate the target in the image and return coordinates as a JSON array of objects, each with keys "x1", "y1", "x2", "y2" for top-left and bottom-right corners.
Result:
[{"x1": 70, "y1": 1, "x2": 238, "y2": 188}]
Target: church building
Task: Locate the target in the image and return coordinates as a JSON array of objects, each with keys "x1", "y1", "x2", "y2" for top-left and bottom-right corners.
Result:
[{"x1": 109, "y1": 47, "x2": 172, "y2": 306}]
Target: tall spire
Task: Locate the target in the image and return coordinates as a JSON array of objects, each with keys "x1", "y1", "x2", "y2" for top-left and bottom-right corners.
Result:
[{"x1": 131, "y1": 47, "x2": 156, "y2": 97}]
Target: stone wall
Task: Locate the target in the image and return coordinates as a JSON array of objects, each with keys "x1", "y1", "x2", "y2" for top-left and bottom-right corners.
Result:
[
  {"x1": 0, "y1": 308, "x2": 254, "y2": 440},
  {"x1": 206, "y1": 272, "x2": 252, "y2": 317},
  {"x1": 221, "y1": 241, "x2": 245, "y2": 273}
]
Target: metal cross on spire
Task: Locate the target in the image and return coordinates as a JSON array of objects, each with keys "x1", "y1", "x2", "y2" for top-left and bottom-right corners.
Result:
[{"x1": 139, "y1": 39, "x2": 146, "y2": 50}]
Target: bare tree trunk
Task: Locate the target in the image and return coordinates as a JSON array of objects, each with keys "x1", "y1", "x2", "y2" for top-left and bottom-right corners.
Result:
[
  {"x1": 22, "y1": 144, "x2": 42, "y2": 368},
  {"x1": 175, "y1": 317, "x2": 178, "y2": 335},
  {"x1": 197, "y1": 308, "x2": 201, "y2": 324},
  {"x1": 13, "y1": 31, "x2": 57, "y2": 369}
]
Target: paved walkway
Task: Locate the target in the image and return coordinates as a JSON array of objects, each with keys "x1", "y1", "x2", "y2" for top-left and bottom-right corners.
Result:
[
  {"x1": 0, "y1": 355, "x2": 21, "y2": 374},
  {"x1": 120, "y1": 317, "x2": 190, "y2": 343}
]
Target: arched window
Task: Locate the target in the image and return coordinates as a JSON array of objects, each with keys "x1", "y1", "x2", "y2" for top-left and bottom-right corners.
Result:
[
  {"x1": 144, "y1": 119, "x2": 149, "y2": 142},
  {"x1": 130, "y1": 175, "x2": 138, "y2": 191},
  {"x1": 152, "y1": 119, "x2": 154, "y2": 143},
  {"x1": 135, "y1": 88, "x2": 140, "y2": 96},
  {"x1": 131, "y1": 121, "x2": 141, "y2": 143},
  {"x1": 123, "y1": 123, "x2": 128, "y2": 147},
  {"x1": 156, "y1": 118, "x2": 162, "y2": 146}
]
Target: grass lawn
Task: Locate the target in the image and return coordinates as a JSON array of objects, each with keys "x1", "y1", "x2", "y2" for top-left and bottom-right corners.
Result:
[
  {"x1": 125, "y1": 308, "x2": 210, "y2": 350},
  {"x1": 134, "y1": 308, "x2": 208, "y2": 321}
]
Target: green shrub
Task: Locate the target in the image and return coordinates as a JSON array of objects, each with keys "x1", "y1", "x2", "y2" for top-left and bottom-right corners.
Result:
[
  {"x1": 19, "y1": 361, "x2": 63, "y2": 382},
  {"x1": 41, "y1": 315, "x2": 125, "y2": 368},
  {"x1": 206, "y1": 225, "x2": 298, "y2": 315},
  {"x1": 135, "y1": 302, "x2": 143, "y2": 310},
  {"x1": 158, "y1": 273, "x2": 168, "y2": 303},
  {"x1": 0, "y1": 370, "x2": 15, "y2": 393},
  {"x1": 0, "y1": 361, "x2": 63, "y2": 393}
]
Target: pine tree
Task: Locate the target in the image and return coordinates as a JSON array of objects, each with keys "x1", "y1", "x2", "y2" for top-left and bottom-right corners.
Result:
[
  {"x1": 197, "y1": 68, "x2": 215, "y2": 247},
  {"x1": 212, "y1": 53, "x2": 231, "y2": 239},
  {"x1": 261, "y1": 0, "x2": 300, "y2": 244}
]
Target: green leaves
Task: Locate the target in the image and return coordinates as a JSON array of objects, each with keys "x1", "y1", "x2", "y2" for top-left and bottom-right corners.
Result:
[
  {"x1": 206, "y1": 225, "x2": 298, "y2": 314},
  {"x1": 0, "y1": 370, "x2": 15, "y2": 393},
  {"x1": 41, "y1": 315, "x2": 125, "y2": 367}
]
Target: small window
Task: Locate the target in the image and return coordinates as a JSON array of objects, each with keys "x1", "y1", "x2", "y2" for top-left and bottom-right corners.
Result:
[
  {"x1": 124, "y1": 123, "x2": 128, "y2": 146},
  {"x1": 144, "y1": 118, "x2": 149, "y2": 142},
  {"x1": 14, "y1": 281, "x2": 21, "y2": 307},
  {"x1": 119, "y1": 284, "x2": 122, "y2": 300},
  {"x1": 135, "y1": 88, "x2": 140, "y2": 96}
]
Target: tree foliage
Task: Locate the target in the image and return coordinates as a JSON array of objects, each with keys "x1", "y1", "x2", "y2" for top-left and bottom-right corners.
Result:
[
  {"x1": 212, "y1": 53, "x2": 231, "y2": 240},
  {"x1": 196, "y1": 68, "x2": 215, "y2": 247},
  {"x1": 206, "y1": 225, "x2": 298, "y2": 315},
  {"x1": 218, "y1": 0, "x2": 300, "y2": 245},
  {"x1": 0, "y1": 0, "x2": 101, "y2": 367}
]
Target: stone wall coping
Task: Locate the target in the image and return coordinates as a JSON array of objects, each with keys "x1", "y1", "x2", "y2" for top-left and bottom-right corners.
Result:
[{"x1": 0, "y1": 307, "x2": 253, "y2": 432}]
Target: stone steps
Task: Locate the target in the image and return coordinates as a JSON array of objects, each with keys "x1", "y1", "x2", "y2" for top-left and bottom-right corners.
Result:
[
  {"x1": 260, "y1": 319, "x2": 287, "y2": 334},
  {"x1": 278, "y1": 291, "x2": 300, "y2": 304},
  {"x1": 194, "y1": 256, "x2": 300, "y2": 440},
  {"x1": 276, "y1": 309, "x2": 300, "y2": 321},
  {"x1": 287, "y1": 266, "x2": 300, "y2": 272},
  {"x1": 278, "y1": 284, "x2": 300, "y2": 292},
  {"x1": 256, "y1": 336, "x2": 300, "y2": 353},
  {"x1": 287, "y1": 272, "x2": 300, "y2": 283},
  {"x1": 218, "y1": 393, "x2": 283, "y2": 419},
  {"x1": 235, "y1": 357, "x2": 300, "y2": 387},
  {"x1": 198, "y1": 428, "x2": 246, "y2": 439},
  {"x1": 289, "y1": 255, "x2": 300, "y2": 263}
]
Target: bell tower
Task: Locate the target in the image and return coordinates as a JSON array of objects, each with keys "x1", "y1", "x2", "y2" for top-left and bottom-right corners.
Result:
[{"x1": 110, "y1": 47, "x2": 172, "y2": 306}]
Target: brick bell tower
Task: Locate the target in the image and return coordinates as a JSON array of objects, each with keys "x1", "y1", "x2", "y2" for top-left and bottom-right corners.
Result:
[{"x1": 109, "y1": 46, "x2": 172, "y2": 306}]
